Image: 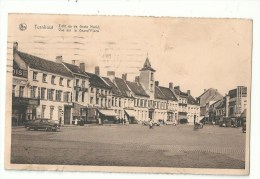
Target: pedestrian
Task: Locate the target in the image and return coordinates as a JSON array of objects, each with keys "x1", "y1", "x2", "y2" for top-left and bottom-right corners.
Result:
[
  {"x1": 75, "y1": 117, "x2": 78, "y2": 125},
  {"x1": 149, "y1": 119, "x2": 153, "y2": 129}
]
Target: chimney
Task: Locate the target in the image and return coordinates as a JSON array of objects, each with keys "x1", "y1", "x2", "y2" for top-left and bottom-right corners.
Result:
[
  {"x1": 155, "y1": 81, "x2": 159, "y2": 86},
  {"x1": 204, "y1": 89, "x2": 207, "y2": 92},
  {"x1": 13, "y1": 42, "x2": 18, "y2": 51},
  {"x1": 169, "y1": 82, "x2": 173, "y2": 90},
  {"x1": 135, "y1": 76, "x2": 140, "y2": 83},
  {"x1": 56, "y1": 56, "x2": 63, "y2": 63},
  {"x1": 187, "y1": 90, "x2": 191, "y2": 95},
  {"x1": 79, "y1": 63, "x2": 85, "y2": 72},
  {"x1": 107, "y1": 71, "x2": 115, "y2": 82},
  {"x1": 95, "y1": 66, "x2": 100, "y2": 75},
  {"x1": 122, "y1": 73, "x2": 127, "y2": 81},
  {"x1": 174, "y1": 86, "x2": 180, "y2": 90},
  {"x1": 72, "y1": 60, "x2": 76, "y2": 65}
]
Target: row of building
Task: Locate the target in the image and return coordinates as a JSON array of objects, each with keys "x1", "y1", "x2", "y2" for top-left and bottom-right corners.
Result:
[
  {"x1": 197, "y1": 86, "x2": 247, "y2": 126},
  {"x1": 11, "y1": 42, "x2": 200, "y2": 125}
]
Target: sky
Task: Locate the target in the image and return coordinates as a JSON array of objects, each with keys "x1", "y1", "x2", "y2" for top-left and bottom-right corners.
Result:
[{"x1": 7, "y1": 14, "x2": 252, "y2": 97}]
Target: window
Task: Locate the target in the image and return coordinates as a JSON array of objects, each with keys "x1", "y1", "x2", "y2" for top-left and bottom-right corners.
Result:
[
  {"x1": 67, "y1": 80, "x2": 71, "y2": 87},
  {"x1": 150, "y1": 84, "x2": 153, "y2": 92},
  {"x1": 90, "y1": 97, "x2": 94, "y2": 104},
  {"x1": 75, "y1": 91, "x2": 79, "y2": 102},
  {"x1": 101, "y1": 90, "x2": 103, "y2": 95},
  {"x1": 12, "y1": 85, "x2": 16, "y2": 96},
  {"x1": 82, "y1": 80, "x2": 85, "y2": 88},
  {"x1": 33, "y1": 71, "x2": 38, "y2": 81},
  {"x1": 50, "y1": 106, "x2": 54, "y2": 120},
  {"x1": 38, "y1": 87, "x2": 41, "y2": 98},
  {"x1": 151, "y1": 72, "x2": 154, "y2": 81},
  {"x1": 63, "y1": 92, "x2": 70, "y2": 102},
  {"x1": 47, "y1": 89, "x2": 54, "y2": 100},
  {"x1": 30, "y1": 86, "x2": 37, "y2": 98},
  {"x1": 59, "y1": 78, "x2": 63, "y2": 86},
  {"x1": 42, "y1": 105, "x2": 46, "y2": 118},
  {"x1": 82, "y1": 92, "x2": 85, "y2": 102},
  {"x1": 119, "y1": 99, "x2": 121, "y2": 107},
  {"x1": 112, "y1": 97, "x2": 114, "y2": 106},
  {"x1": 41, "y1": 88, "x2": 46, "y2": 99},
  {"x1": 51, "y1": 76, "x2": 56, "y2": 85},
  {"x1": 56, "y1": 90, "x2": 62, "y2": 101},
  {"x1": 19, "y1": 86, "x2": 25, "y2": 97},
  {"x1": 42, "y1": 74, "x2": 47, "y2": 82},
  {"x1": 90, "y1": 88, "x2": 94, "y2": 93},
  {"x1": 76, "y1": 79, "x2": 79, "y2": 87},
  {"x1": 96, "y1": 98, "x2": 99, "y2": 105}
]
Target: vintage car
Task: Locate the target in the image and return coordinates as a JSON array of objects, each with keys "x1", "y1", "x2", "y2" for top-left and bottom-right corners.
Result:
[
  {"x1": 26, "y1": 118, "x2": 60, "y2": 132},
  {"x1": 165, "y1": 119, "x2": 177, "y2": 126}
]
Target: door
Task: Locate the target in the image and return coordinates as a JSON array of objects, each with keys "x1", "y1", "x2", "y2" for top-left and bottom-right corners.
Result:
[{"x1": 64, "y1": 107, "x2": 71, "y2": 125}]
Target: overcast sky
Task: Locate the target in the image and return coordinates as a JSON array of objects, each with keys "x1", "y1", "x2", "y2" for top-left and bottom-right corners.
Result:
[{"x1": 8, "y1": 14, "x2": 252, "y2": 97}]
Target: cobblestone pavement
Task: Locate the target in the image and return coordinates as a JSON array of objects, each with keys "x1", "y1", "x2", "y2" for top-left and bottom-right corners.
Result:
[{"x1": 11, "y1": 125, "x2": 246, "y2": 168}]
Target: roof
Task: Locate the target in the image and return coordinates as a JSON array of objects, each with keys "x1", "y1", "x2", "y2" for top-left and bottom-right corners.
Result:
[
  {"x1": 103, "y1": 77, "x2": 122, "y2": 96},
  {"x1": 85, "y1": 72, "x2": 111, "y2": 89},
  {"x1": 140, "y1": 57, "x2": 156, "y2": 72},
  {"x1": 174, "y1": 88, "x2": 188, "y2": 97},
  {"x1": 215, "y1": 98, "x2": 226, "y2": 109},
  {"x1": 155, "y1": 86, "x2": 168, "y2": 100},
  {"x1": 126, "y1": 81, "x2": 149, "y2": 97},
  {"x1": 188, "y1": 94, "x2": 199, "y2": 105},
  {"x1": 114, "y1": 77, "x2": 132, "y2": 98},
  {"x1": 197, "y1": 88, "x2": 223, "y2": 107},
  {"x1": 63, "y1": 62, "x2": 89, "y2": 77},
  {"x1": 16, "y1": 50, "x2": 73, "y2": 78},
  {"x1": 159, "y1": 86, "x2": 178, "y2": 101}
]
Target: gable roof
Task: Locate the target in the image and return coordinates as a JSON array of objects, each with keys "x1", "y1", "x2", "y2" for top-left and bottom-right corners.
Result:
[
  {"x1": 197, "y1": 88, "x2": 223, "y2": 107},
  {"x1": 114, "y1": 77, "x2": 132, "y2": 98},
  {"x1": 85, "y1": 72, "x2": 111, "y2": 89},
  {"x1": 159, "y1": 86, "x2": 178, "y2": 101},
  {"x1": 188, "y1": 94, "x2": 199, "y2": 105},
  {"x1": 155, "y1": 86, "x2": 168, "y2": 100},
  {"x1": 16, "y1": 50, "x2": 73, "y2": 78},
  {"x1": 126, "y1": 81, "x2": 149, "y2": 97},
  {"x1": 174, "y1": 88, "x2": 188, "y2": 98},
  {"x1": 103, "y1": 77, "x2": 122, "y2": 96},
  {"x1": 62, "y1": 62, "x2": 89, "y2": 78}
]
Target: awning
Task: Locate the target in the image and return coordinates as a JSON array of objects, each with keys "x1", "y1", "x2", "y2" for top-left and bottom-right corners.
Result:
[
  {"x1": 124, "y1": 109, "x2": 135, "y2": 117},
  {"x1": 98, "y1": 109, "x2": 118, "y2": 117}
]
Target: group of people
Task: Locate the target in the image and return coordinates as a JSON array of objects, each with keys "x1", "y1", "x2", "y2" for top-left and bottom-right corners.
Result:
[{"x1": 118, "y1": 118, "x2": 127, "y2": 125}]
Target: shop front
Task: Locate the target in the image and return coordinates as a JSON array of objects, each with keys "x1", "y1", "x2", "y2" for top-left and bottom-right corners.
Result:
[
  {"x1": 124, "y1": 109, "x2": 136, "y2": 124},
  {"x1": 97, "y1": 109, "x2": 118, "y2": 124},
  {"x1": 12, "y1": 97, "x2": 40, "y2": 126}
]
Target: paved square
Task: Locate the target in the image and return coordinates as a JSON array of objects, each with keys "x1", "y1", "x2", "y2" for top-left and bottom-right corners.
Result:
[{"x1": 11, "y1": 125, "x2": 246, "y2": 169}]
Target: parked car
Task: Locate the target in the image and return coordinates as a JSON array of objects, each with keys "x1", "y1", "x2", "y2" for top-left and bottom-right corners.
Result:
[
  {"x1": 27, "y1": 118, "x2": 60, "y2": 132},
  {"x1": 165, "y1": 119, "x2": 177, "y2": 125},
  {"x1": 24, "y1": 120, "x2": 33, "y2": 128}
]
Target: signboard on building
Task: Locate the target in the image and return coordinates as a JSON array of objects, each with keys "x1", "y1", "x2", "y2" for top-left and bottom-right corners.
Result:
[{"x1": 13, "y1": 68, "x2": 28, "y2": 78}]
